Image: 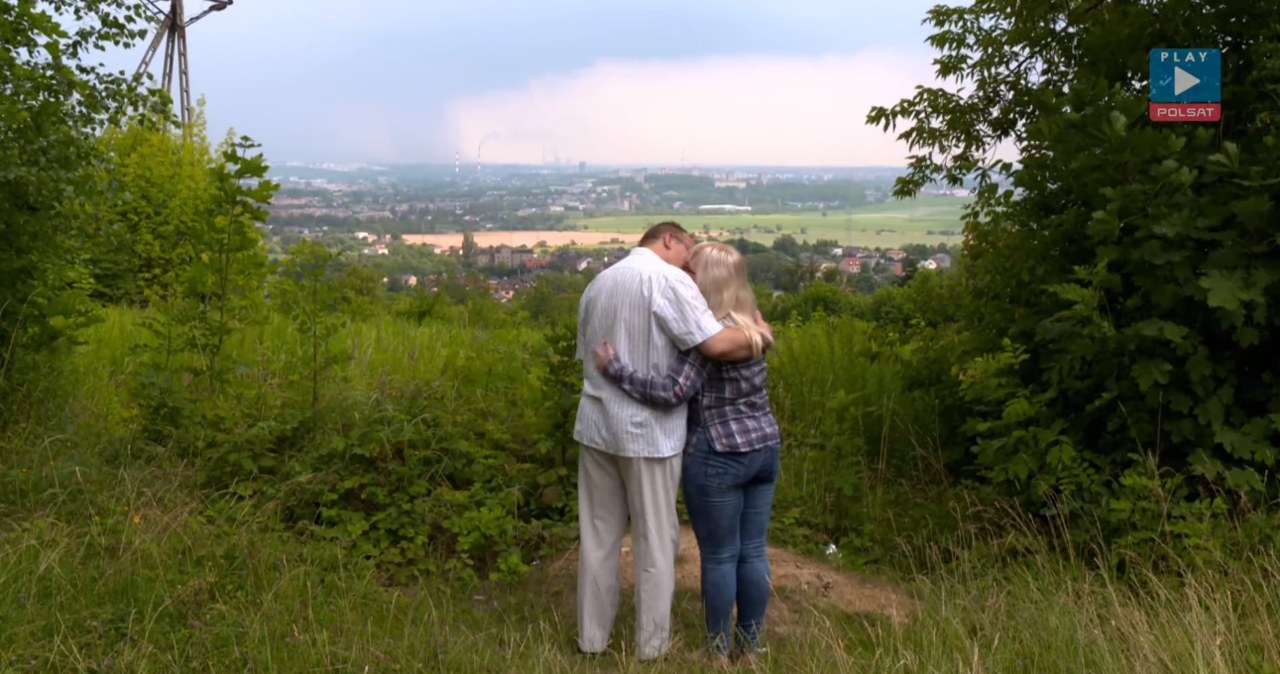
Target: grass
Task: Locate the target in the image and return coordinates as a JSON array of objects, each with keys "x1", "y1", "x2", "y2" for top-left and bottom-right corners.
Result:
[
  {"x1": 572, "y1": 197, "x2": 970, "y2": 248},
  {"x1": 3, "y1": 451, "x2": 1278, "y2": 673},
  {"x1": 2, "y1": 305, "x2": 1278, "y2": 672}
]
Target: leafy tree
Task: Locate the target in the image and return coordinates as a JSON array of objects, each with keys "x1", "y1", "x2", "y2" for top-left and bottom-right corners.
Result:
[
  {"x1": 850, "y1": 272, "x2": 881, "y2": 295},
  {"x1": 811, "y1": 238, "x2": 842, "y2": 254},
  {"x1": 785, "y1": 255, "x2": 824, "y2": 294},
  {"x1": 358, "y1": 242, "x2": 458, "y2": 279},
  {"x1": 0, "y1": 0, "x2": 148, "y2": 389},
  {"x1": 514, "y1": 273, "x2": 587, "y2": 328},
  {"x1": 771, "y1": 233, "x2": 802, "y2": 257},
  {"x1": 902, "y1": 242, "x2": 955, "y2": 261},
  {"x1": 819, "y1": 266, "x2": 842, "y2": 285},
  {"x1": 727, "y1": 237, "x2": 769, "y2": 255},
  {"x1": 869, "y1": 0, "x2": 1280, "y2": 545},
  {"x1": 744, "y1": 251, "x2": 795, "y2": 292},
  {"x1": 86, "y1": 106, "x2": 218, "y2": 305},
  {"x1": 271, "y1": 239, "x2": 377, "y2": 415},
  {"x1": 141, "y1": 134, "x2": 276, "y2": 393},
  {"x1": 461, "y1": 230, "x2": 478, "y2": 265},
  {"x1": 896, "y1": 258, "x2": 919, "y2": 286},
  {"x1": 766, "y1": 280, "x2": 855, "y2": 325}
]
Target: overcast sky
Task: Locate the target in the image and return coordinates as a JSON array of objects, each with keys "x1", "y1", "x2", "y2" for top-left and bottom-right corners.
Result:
[{"x1": 98, "y1": 0, "x2": 953, "y2": 166}]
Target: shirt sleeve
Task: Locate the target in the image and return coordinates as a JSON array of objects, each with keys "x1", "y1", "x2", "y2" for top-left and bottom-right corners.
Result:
[
  {"x1": 602, "y1": 349, "x2": 709, "y2": 407},
  {"x1": 651, "y1": 274, "x2": 725, "y2": 351},
  {"x1": 574, "y1": 292, "x2": 588, "y2": 360}
]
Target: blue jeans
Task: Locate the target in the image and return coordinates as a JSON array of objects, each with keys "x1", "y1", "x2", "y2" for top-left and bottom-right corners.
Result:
[{"x1": 682, "y1": 428, "x2": 781, "y2": 656}]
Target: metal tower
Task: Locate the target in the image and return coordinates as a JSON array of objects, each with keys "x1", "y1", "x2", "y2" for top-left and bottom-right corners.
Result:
[{"x1": 135, "y1": 0, "x2": 233, "y2": 126}]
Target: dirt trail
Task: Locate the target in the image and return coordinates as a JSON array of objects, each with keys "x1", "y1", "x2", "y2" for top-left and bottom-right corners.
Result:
[{"x1": 552, "y1": 525, "x2": 915, "y2": 627}]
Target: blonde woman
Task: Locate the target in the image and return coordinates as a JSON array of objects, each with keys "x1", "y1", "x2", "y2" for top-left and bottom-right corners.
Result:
[{"x1": 592, "y1": 241, "x2": 780, "y2": 663}]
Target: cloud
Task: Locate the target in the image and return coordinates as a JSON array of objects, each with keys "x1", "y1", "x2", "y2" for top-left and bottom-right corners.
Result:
[{"x1": 447, "y1": 50, "x2": 941, "y2": 167}]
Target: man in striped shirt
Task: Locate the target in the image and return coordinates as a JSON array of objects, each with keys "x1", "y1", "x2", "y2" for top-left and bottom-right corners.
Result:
[{"x1": 573, "y1": 221, "x2": 770, "y2": 660}]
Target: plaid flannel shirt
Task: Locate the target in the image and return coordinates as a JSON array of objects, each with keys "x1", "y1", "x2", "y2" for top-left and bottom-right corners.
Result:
[{"x1": 603, "y1": 348, "x2": 780, "y2": 454}]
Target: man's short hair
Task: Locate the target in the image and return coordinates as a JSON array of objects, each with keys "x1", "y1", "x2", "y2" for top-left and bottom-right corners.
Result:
[{"x1": 639, "y1": 221, "x2": 691, "y2": 247}]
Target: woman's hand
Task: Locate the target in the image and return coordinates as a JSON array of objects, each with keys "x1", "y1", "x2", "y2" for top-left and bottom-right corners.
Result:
[{"x1": 592, "y1": 341, "x2": 616, "y2": 372}]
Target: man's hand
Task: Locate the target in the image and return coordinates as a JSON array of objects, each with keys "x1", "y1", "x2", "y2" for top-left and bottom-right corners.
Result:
[
  {"x1": 698, "y1": 315, "x2": 773, "y2": 361},
  {"x1": 592, "y1": 341, "x2": 616, "y2": 372}
]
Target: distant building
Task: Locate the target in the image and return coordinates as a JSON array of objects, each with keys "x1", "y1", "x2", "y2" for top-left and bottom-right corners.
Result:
[
  {"x1": 473, "y1": 245, "x2": 538, "y2": 268},
  {"x1": 696, "y1": 204, "x2": 752, "y2": 213}
]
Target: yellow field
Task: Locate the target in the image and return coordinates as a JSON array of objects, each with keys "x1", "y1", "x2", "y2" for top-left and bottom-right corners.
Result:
[
  {"x1": 400, "y1": 228, "x2": 961, "y2": 250},
  {"x1": 401, "y1": 199, "x2": 969, "y2": 250},
  {"x1": 400, "y1": 231, "x2": 636, "y2": 249}
]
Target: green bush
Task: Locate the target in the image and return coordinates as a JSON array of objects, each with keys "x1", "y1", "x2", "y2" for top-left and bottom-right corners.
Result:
[
  {"x1": 765, "y1": 274, "x2": 971, "y2": 565},
  {"x1": 868, "y1": 0, "x2": 1280, "y2": 560}
]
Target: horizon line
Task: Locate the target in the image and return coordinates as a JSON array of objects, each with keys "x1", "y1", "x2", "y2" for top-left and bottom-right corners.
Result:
[{"x1": 270, "y1": 161, "x2": 922, "y2": 170}]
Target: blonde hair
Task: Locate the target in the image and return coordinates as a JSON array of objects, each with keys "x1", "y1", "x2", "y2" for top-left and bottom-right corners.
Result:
[{"x1": 689, "y1": 242, "x2": 767, "y2": 358}]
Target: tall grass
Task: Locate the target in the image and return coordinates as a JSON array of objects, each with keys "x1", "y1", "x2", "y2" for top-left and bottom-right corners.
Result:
[
  {"x1": 766, "y1": 315, "x2": 961, "y2": 563},
  {"x1": 1, "y1": 465, "x2": 1276, "y2": 672},
  {"x1": 1, "y1": 305, "x2": 1277, "y2": 672}
]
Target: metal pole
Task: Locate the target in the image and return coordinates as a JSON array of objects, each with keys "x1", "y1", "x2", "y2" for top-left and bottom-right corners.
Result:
[
  {"x1": 135, "y1": 0, "x2": 231, "y2": 127},
  {"x1": 160, "y1": 4, "x2": 176, "y2": 97},
  {"x1": 175, "y1": 0, "x2": 192, "y2": 126},
  {"x1": 135, "y1": 9, "x2": 172, "y2": 76}
]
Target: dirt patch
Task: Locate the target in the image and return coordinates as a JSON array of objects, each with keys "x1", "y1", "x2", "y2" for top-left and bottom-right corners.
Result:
[
  {"x1": 400, "y1": 231, "x2": 633, "y2": 249},
  {"x1": 551, "y1": 526, "x2": 915, "y2": 627}
]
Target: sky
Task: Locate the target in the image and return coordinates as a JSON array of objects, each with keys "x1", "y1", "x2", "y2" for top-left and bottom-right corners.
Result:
[{"x1": 96, "y1": 0, "x2": 955, "y2": 167}]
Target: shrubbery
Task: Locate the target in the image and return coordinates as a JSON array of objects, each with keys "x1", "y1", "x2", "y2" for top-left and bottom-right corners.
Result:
[
  {"x1": 867, "y1": 0, "x2": 1280, "y2": 563},
  {"x1": 3, "y1": 0, "x2": 1277, "y2": 589}
]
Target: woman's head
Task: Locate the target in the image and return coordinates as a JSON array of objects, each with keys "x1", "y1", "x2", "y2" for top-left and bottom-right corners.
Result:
[{"x1": 688, "y1": 242, "x2": 766, "y2": 358}]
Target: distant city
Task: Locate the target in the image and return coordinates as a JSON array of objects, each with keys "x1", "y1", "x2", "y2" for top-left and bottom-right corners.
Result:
[
  {"x1": 263, "y1": 161, "x2": 972, "y2": 234},
  {"x1": 257, "y1": 160, "x2": 972, "y2": 300}
]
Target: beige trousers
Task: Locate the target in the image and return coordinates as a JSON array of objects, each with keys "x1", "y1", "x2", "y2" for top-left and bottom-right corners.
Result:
[{"x1": 576, "y1": 444, "x2": 682, "y2": 660}]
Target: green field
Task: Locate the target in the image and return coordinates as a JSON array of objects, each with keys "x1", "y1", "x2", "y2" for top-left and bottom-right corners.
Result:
[{"x1": 576, "y1": 196, "x2": 970, "y2": 248}]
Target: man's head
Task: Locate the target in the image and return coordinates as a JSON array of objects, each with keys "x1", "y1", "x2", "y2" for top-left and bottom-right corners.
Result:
[{"x1": 639, "y1": 221, "x2": 696, "y2": 269}]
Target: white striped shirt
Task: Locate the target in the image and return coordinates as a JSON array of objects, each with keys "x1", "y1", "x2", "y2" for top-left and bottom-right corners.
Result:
[{"x1": 573, "y1": 247, "x2": 725, "y2": 458}]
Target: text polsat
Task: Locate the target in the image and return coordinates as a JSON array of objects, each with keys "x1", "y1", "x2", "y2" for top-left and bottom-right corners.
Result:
[{"x1": 1149, "y1": 104, "x2": 1221, "y2": 121}]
